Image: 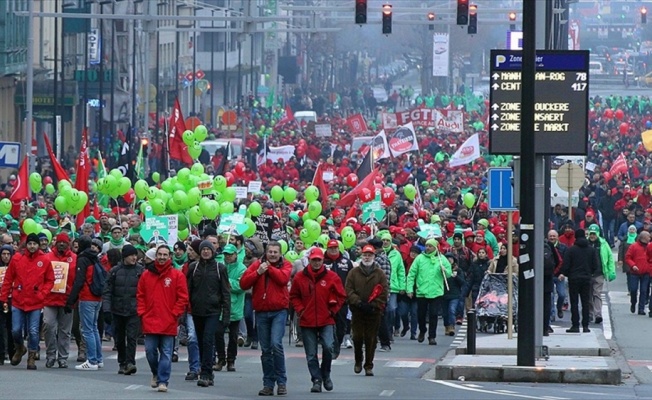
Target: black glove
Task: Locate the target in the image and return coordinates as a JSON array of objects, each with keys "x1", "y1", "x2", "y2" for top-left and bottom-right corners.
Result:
[
  {"x1": 358, "y1": 301, "x2": 374, "y2": 314},
  {"x1": 103, "y1": 311, "x2": 113, "y2": 326},
  {"x1": 63, "y1": 305, "x2": 73, "y2": 314}
]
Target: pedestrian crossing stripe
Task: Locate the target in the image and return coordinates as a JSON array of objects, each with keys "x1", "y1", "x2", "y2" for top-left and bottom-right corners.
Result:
[{"x1": 384, "y1": 361, "x2": 423, "y2": 368}]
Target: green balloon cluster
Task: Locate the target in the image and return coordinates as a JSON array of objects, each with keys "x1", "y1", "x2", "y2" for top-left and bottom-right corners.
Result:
[
  {"x1": 22, "y1": 218, "x2": 42, "y2": 235},
  {"x1": 53, "y1": 180, "x2": 89, "y2": 215},
  {"x1": 97, "y1": 169, "x2": 131, "y2": 199},
  {"x1": 182, "y1": 125, "x2": 209, "y2": 160}
]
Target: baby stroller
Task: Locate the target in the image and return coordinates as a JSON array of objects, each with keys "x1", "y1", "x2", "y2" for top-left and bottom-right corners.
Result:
[{"x1": 475, "y1": 273, "x2": 518, "y2": 334}]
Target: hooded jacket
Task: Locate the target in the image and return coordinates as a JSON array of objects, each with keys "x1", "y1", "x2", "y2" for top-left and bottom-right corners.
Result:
[
  {"x1": 137, "y1": 259, "x2": 189, "y2": 336},
  {"x1": 588, "y1": 234, "x2": 616, "y2": 281},
  {"x1": 102, "y1": 261, "x2": 145, "y2": 316},
  {"x1": 384, "y1": 245, "x2": 406, "y2": 293},
  {"x1": 290, "y1": 265, "x2": 346, "y2": 328},
  {"x1": 67, "y1": 237, "x2": 101, "y2": 305},
  {"x1": 0, "y1": 249, "x2": 54, "y2": 312},
  {"x1": 44, "y1": 248, "x2": 77, "y2": 307},
  {"x1": 561, "y1": 238, "x2": 600, "y2": 282},
  {"x1": 406, "y1": 250, "x2": 452, "y2": 299},
  {"x1": 225, "y1": 258, "x2": 246, "y2": 322},
  {"x1": 624, "y1": 240, "x2": 652, "y2": 276},
  {"x1": 187, "y1": 256, "x2": 231, "y2": 320},
  {"x1": 240, "y1": 257, "x2": 292, "y2": 312}
]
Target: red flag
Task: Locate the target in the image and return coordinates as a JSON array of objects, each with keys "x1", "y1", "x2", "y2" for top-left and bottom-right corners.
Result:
[
  {"x1": 346, "y1": 114, "x2": 368, "y2": 134},
  {"x1": 10, "y1": 155, "x2": 30, "y2": 218},
  {"x1": 75, "y1": 128, "x2": 91, "y2": 227},
  {"x1": 275, "y1": 104, "x2": 294, "y2": 128},
  {"x1": 168, "y1": 98, "x2": 193, "y2": 166},
  {"x1": 42, "y1": 133, "x2": 71, "y2": 182},
  {"x1": 312, "y1": 163, "x2": 330, "y2": 208},
  {"x1": 412, "y1": 178, "x2": 423, "y2": 215},
  {"x1": 93, "y1": 197, "x2": 101, "y2": 234},
  {"x1": 609, "y1": 153, "x2": 628, "y2": 176},
  {"x1": 336, "y1": 169, "x2": 380, "y2": 208}
]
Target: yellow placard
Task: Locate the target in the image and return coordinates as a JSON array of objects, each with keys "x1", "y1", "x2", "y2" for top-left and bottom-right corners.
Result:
[{"x1": 51, "y1": 261, "x2": 70, "y2": 294}]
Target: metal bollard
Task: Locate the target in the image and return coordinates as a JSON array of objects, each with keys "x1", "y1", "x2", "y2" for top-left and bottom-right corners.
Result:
[{"x1": 466, "y1": 309, "x2": 476, "y2": 355}]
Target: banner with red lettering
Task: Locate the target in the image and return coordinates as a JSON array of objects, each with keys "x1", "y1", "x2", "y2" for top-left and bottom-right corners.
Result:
[
  {"x1": 381, "y1": 108, "x2": 464, "y2": 132},
  {"x1": 388, "y1": 122, "x2": 419, "y2": 157}
]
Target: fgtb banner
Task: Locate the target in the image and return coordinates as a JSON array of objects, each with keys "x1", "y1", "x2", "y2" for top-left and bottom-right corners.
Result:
[{"x1": 382, "y1": 108, "x2": 464, "y2": 132}]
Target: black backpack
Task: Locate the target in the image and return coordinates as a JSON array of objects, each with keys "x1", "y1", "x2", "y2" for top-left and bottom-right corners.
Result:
[{"x1": 89, "y1": 261, "x2": 109, "y2": 297}]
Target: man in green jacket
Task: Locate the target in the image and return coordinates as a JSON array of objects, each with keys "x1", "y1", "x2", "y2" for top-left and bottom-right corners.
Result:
[
  {"x1": 477, "y1": 219, "x2": 499, "y2": 256},
  {"x1": 379, "y1": 232, "x2": 405, "y2": 351},
  {"x1": 587, "y1": 224, "x2": 616, "y2": 325},
  {"x1": 214, "y1": 244, "x2": 246, "y2": 372},
  {"x1": 406, "y1": 239, "x2": 452, "y2": 345}
]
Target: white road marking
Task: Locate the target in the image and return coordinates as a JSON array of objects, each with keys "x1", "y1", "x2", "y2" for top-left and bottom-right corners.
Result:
[
  {"x1": 384, "y1": 361, "x2": 422, "y2": 368},
  {"x1": 125, "y1": 385, "x2": 142, "y2": 390},
  {"x1": 607, "y1": 290, "x2": 630, "y2": 305},
  {"x1": 496, "y1": 390, "x2": 518, "y2": 394},
  {"x1": 331, "y1": 359, "x2": 348, "y2": 365},
  {"x1": 646, "y1": 366, "x2": 652, "y2": 373},
  {"x1": 602, "y1": 293, "x2": 612, "y2": 340},
  {"x1": 106, "y1": 351, "x2": 146, "y2": 360},
  {"x1": 564, "y1": 390, "x2": 612, "y2": 396},
  {"x1": 463, "y1": 383, "x2": 483, "y2": 388},
  {"x1": 542, "y1": 397, "x2": 570, "y2": 400},
  {"x1": 379, "y1": 390, "x2": 395, "y2": 396},
  {"x1": 427, "y1": 380, "x2": 569, "y2": 400}
]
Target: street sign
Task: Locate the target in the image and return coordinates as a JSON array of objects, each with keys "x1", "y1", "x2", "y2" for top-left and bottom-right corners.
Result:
[
  {"x1": 488, "y1": 167, "x2": 517, "y2": 211},
  {"x1": 489, "y1": 50, "x2": 589, "y2": 155},
  {"x1": 0, "y1": 141, "x2": 22, "y2": 168}
]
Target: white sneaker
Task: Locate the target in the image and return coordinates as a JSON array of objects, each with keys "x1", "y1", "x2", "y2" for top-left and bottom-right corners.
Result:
[
  {"x1": 75, "y1": 361, "x2": 98, "y2": 371},
  {"x1": 345, "y1": 338, "x2": 353, "y2": 349},
  {"x1": 97, "y1": 362, "x2": 104, "y2": 368},
  {"x1": 157, "y1": 383, "x2": 168, "y2": 392},
  {"x1": 151, "y1": 375, "x2": 158, "y2": 388}
]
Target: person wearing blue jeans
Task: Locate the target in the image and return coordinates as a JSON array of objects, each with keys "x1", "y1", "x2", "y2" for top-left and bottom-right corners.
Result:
[
  {"x1": 551, "y1": 276, "x2": 567, "y2": 320},
  {"x1": 145, "y1": 335, "x2": 174, "y2": 389},
  {"x1": 11, "y1": 308, "x2": 41, "y2": 364},
  {"x1": 396, "y1": 294, "x2": 418, "y2": 339},
  {"x1": 78, "y1": 301, "x2": 103, "y2": 369},
  {"x1": 257, "y1": 310, "x2": 288, "y2": 391},
  {"x1": 184, "y1": 313, "x2": 200, "y2": 380}
]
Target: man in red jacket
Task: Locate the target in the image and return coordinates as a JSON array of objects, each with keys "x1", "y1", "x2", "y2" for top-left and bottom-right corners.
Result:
[
  {"x1": 290, "y1": 248, "x2": 346, "y2": 393},
  {"x1": 0, "y1": 233, "x2": 54, "y2": 370},
  {"x1": 43, "y1": 233, "x2": 77, "y2": 368},
  {"x1": 240, "y1": 241, "x2": 292, "y2": 396},
  {"x1": 136, "y1": 245, "x2": 189, "y2": 393},
  {"x1": 625, "y1": 231, "x2": 652, "y2": 315}
]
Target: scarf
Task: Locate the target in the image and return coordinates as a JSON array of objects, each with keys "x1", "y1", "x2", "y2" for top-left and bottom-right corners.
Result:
[
  {"x1": 110, "y1": 237, "x2": 125, "y2": 247},
  {"x1": 173, "y1": 252, "x2": 188, "y2": 270},
  {"x1": 627, "y1": 231, "x2": 637, "y2": 244}
]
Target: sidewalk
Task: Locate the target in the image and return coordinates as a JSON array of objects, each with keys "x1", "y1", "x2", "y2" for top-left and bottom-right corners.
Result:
[{"x1": 435, "y1": 327, "x2": 621, "y2": 384}]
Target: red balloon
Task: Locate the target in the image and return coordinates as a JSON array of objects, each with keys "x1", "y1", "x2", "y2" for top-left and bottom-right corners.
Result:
[
  {"x1": 43, "y1": 176, "x2": 53, "y2": 185},
  {"x1": 619, "y1": 122, "x2": 629, "y2": 135},
  {"x1": 381, "y1": 187, "x2": 396, "y2": 207},
  {"x1": 603, "y1": 171, "x2": 612, "y2": 182},
  {"x1": 346, "y1": 173, "x2": 358, "y2": 187},
  {"x1": 123, "y1": 188, "x2": 135, "y2": 204},
  {"x1": 374, "y1": 183, "x2": 384, "y2": 191},
  {"x1": 225, "y1": 172, "x2": 235, "y2": 187},
  {"x1": 603, "y1": 109, "x2": 614, "y2": 119},
  {"x1": 358, "y1": 188, "x2": 373, "y2": 203},
  {"x1": 615, "y1": 109, "x2": 625, "y2": 121}
]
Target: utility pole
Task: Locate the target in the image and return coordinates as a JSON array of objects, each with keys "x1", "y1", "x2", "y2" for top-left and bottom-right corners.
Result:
[
  {"x1": 25, "y1": 0, "x2": 35, "y2": 172},
  {"x1": 143, "y1": 0, "x2": 154, "y2": 130}
]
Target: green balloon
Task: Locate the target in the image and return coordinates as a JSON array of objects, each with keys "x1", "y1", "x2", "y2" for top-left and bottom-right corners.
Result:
[
  {"x1": 299, "y1": 229, "x2": 313, "y2": 246},
  {"x1": 308, "y1": 201, "x2": 322, "y2": 219},
  {"x1": 278, "y1": 239, "x2": 288, "y2": 255},
  {"x1": 317, "y1": 234, "x2": 329, "y2": 248},
  {"x1": 152, "y1": 172, "x2": 161, "y2": 183},
  {"x1": 244, "y1": 218, "x2": 256, "y2": 238},
  {"x1": 160, "y1": 179, "x2": 174, "y2": 193},
  {"x1": 248, "y1": 201, "x2": 262, "y2": 217},
  {"x1": 139, "y1": 201, "x2": 151, "y2": 215},
  {"x1": 193, "y1": 125, "x2": 208, "y2": 142},
  {"x1": 204, "y1": 200, "x2": 219, "y2": 220},
  {"x1": 22, "y1": 218, "x2": 38, "y2": 235},
  {"x1": 222, "y1": 187, "x2": 236, "y2": 203},
  {"x1": 134, "y1": 180, "x2": 149, "y2": 199},
  {"x1": 270, "y1": 186, "x2": 284, "y2": 202},
  {"x1": 151, "y1": 198, "x2": 166, "y2": 215},
  {"x1": 58, "y1": 179, "x2": 71, "y2": 191},
  {"x1": 0, "y1": 198, "x2": 11, "y2": 214},
  {"x1": 187, "y1": 187, "x2": 201, "y2": 206},
  {"x1": 173, "y1": 190, "x2": 189, "y2": 210},
  {"x1": 283, "y1": 187, "x2": 297, "y2": 204},
  {"x1": 213, "y1": 175, "x2": 227, "y2": 192},
  {"x1": 220, "y1": 201, "x2": 234, "y2": 215},
  {"x1": 188, "y1": 205, "x2": 203, "y2": 224},
  {"x1": 147, "y1": 187, "x2": 159, "y2": 200},
  {"x1": 463, "y1": 192, "x2": 476, "y2": 209},
  {"x1": 118, "y1": 177, "x2": 131, "y2": 196},
  {"x1": 42, "y1": 229, "x2": 52, "y2": 243},
  {"x1": 341, "y1": 227, "x2": 356, "y2": 249},
  {"x1": 177, "y1": 168, "x2": 191, "y2": 184},
  {"x1": 104, "y1": 175, "x2": 118, "y2": 194},
  {"x1": 178, "y1": 214, "x2": 189, "y2": 231},
  {"x1": 199, "y1": 198, "x2": 212, "y2": 216},
  {"x1": 182, "y1": 130, "x2": 195, "y2": 146},
  {"x1": 285, "y1": 250, "x2": 299, "y2": 262},
  {"x1": 29, "y1": 172, "x2": 42, "y2": 193},
  {"x1": 191, "y1": 162, "x2": 205, "y2": 176},
  {"x1": 404, "y1": 184, "x2": 417, "y2": 201},
  {"x1": 110, "y1": 169, "x2": 123, "y2": 180},
  {"x1": 305, "y1": 186, "x2": 319, "y2": 203},
  {"x1": 188, "y1": 142, "x2": 202, "y2": 160},
  {"x1": 305, "y1": 220, "x2": 321, "y2": 240},
  {"x1": 178, "y1": 228, "x2": 189, "y2": 241}
]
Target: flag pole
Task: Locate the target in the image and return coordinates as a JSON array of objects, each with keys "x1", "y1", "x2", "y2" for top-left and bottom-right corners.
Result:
[{"x1": 165, "y1": 113, "x2": 171, "y2": 172}]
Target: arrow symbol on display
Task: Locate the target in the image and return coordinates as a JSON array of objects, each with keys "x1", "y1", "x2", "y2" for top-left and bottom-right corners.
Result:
[
  {"x1": 491, "y1": 103, "x2": 499, "y2": 110},
  {"x1": 492, "y1": 114, "x2": 499, "y2": 121},
  {"x1": 492, "y1": 73, "x2": 500, "y2": 80},
  {"x1": 492, "y1": 83, "x2": 499, "y2": 90},
  {"x1": 491, "y1": 124, "x2": 499, "y2": 130}
]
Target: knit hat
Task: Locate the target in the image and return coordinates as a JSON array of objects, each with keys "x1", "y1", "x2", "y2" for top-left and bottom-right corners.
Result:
[
  {"x1": 111, "y1": 224, "x2": 122, "y2": 232},
  {"x1": 122, "y1": 244, "x2": 138, "y2": 259},
  {"x1": 587, "y1": 224, "x2": 600, "y2": 234},
  {"x1": 91, "y1": 238, "x2": 104, "y2": 250},
  {"x1": 145, "y1": 248, "x2": 156, "y2": 261},
  {"x1": 425, "y1": 238, "x2": 438, "y2": 248},
  {"x1": 575, "y1": 229, "x2": 586, "y2": 239},
  {"x1": 0, "y1": 244, "x2": 14, "y2": 256},
  {"x1": 173, "y1": 241, "x2": 187, "y2": 252},
  {"x1": 26, "y1": 233, "x2": 40, "y2": 244},
  {"x1": 477, "y1": 218, "x2": 489, "y2": 227},
  {"x1": 199, "y1": 240, "x2": 215, "y2": 254},
  {"x1": 409, "y1": 245, "x2": 421, "y2": 255},
  {"x1": 55, "y1": 233, "x2": 70, "y2": 244},
  {"x1": 38, "y1": 232, "x2": 49, "y2": 242},
  {"x1": 190, "y1": 239, "x2": 202, "y2": 255},
  {"x1": 453, "y1": 232, "x2": 463, "y2": 240}
]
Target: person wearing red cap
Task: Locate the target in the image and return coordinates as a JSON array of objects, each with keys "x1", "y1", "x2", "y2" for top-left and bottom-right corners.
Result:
[
  {"x1": 42, "y1": 233, "x2": 78, "y2": 369},
  {"x1": 345, "y1": 245, "x2": 388, "y2": 377},
  {"x1": 323, "y1": 239, "x2": 354, "y2": 357},
  {"x1": 290, "y1": 247, "x2": 346, "y2": 393}
]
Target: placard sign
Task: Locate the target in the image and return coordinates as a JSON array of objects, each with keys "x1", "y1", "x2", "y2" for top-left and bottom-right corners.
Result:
[
  {"x1": 489, "y1": 50, "x2": 589, "y2": 155},
  {"x1": 315, "y1": 124, "x2": 332, "y2": 137},
  {"x1": 50, "y1": 261, "x2": 70, "y2": 294}
]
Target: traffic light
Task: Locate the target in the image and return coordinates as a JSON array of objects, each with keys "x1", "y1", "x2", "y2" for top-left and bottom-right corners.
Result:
[
  {"x1": 509, "y1": 11, "x2": 516, "y2": 31},
  {"x1": 382, "y1": 4, "x2": 392, "y2": 35},
  {"x1": 428, "y1": 12, "x2": 435, "y2": 31},
  {"x1": 642, "y1": 7, "x2": 648, "y2": 24},
  {"x1": 468, "y1": 4, "x2": 477, "y2": 34},
  {"x1": 355, "y1": 0, "x2": 367, "y2": 24},
  {"x1": 457, "y1": 0, "x2": 469, "y2": 25}
]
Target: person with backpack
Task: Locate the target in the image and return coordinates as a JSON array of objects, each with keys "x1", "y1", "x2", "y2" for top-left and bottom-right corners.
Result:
[
  {"x1": 66, "y1": 235, "x2": 106, "y2": 371},
  {"x1": 102, "y1": 244, "x2": 145, "y2": 375},
  {"x1": 0, "y1": 233, "x2": 54, "y2": 370}
]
